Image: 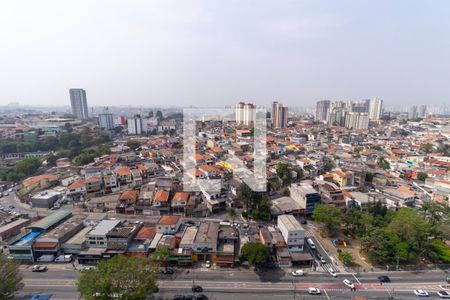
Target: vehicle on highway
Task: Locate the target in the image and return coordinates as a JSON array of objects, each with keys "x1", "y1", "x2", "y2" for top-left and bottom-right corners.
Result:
[
  {"x1": 3, "y1": 192, "x2": 8, "y2": 196},
  {"x1": 292, "y1": 269, "x2": 304, "y2": 277},
  {"x1": 173, "y1": 295, "x2": 184, "y2": 300},
  {"x1": 31, "y1": 265, "x2": 48, "y2": 272},
  {"x1": 437, "y1": 290, "x2": 450, "y2": 298},
  {"x1": 377, "y1": 275, "x2": 391, "y2": 283},
  {"x1": 306, "y1": 238, "x2": 316, "y2": 250},
  {"x1": 414, "y1": 289, "x2": 429, "y2": 297},
  {"x1": 307, "y1": 287, "x2": 321, "y2": 295},
  {"x1": 30, "y1": 294, "x2": 52, "y2": 300},
  {"x1": 342, "y1": 279, "x2": 355, "y2": 289},
  {"x1": 196, "y1": 295, "x2": 208, "y2": 300},
  {"x1": 205, "y1": 260, "x2": 211, "y2": 268},
  {"x1": 192, "y1": 285, "x2": 203, "y2": 293},
  {"x1": 160, "y1": 267, "x2": 175, "y2": 274},
  {"x1": 327, "y1": 267, "x2": 337, "y2": 277},
  {"x1": 182, "y1": 296, "x2": 195, "y2": 300}
]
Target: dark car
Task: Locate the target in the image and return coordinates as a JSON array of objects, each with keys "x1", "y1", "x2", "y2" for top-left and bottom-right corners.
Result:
[
  {"x1": 160, "y1": 267, "x2": 174, "y2": 274},
  {"x1": 183, "y1": 296, "x2": 195, "y2": 300},
  {"x1": 192, "y1": 285, "x2": 203, "y2": 293},
  {"x1": 300, "y1": 218, "x2": 307, "y2": 224},
  {"x1": 196, "y1": 295, "x2": 208, "y2": 300},
  {"x1": 378, "y1": 275, "x2": 391, "y2": 283}
]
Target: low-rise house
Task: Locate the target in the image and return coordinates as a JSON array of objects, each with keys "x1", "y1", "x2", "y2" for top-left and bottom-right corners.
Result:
[
  {"x1": 116, "y1": 190, "x2": 139, "y2": 214},
  {"x1": 193, "y1": 221, "x2": 219, "y2": 263},
  {"x1": 85, "y1": 176, "x2": 102, "y2": 195},
  {"x1": 116, "y1": 167, "x2": 132, "y2": 185},
  {"x1": 22, "y1": 174, "x2": 59, "y2": 194},
  {"x1": 85, "y1": 220, "x2": 121, "y2": 248},
  {"x1": 106, "y1": 224, "x2": 141, "y2": 251},
  {"x1": 102, "y1": 170, "x2": 118, "y2": 194},
  {"x1": 152, "y1": 190, "x2": 171, "y2": 215},
  {"x1": 131, "y1": 168, "x2": 143, "y2": 186},
  {"x1": 67, "y1": 179, "x2": 86, "y2": 197},
  {"x1": 172, "y1": 192, "x2": 189, "y2": 215},
  {"x1": 156, "y1": 215, "x2": 182, "y2": 235}
]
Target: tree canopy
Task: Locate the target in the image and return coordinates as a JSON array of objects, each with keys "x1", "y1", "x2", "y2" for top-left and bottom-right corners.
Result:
[
  {"x1": 312, "y1": 204, "x2": 343, "y2": 236},
  {"x1": 0, "y1": 254, "x2": 23, "y2": 299},
  {"x1": 77, "y1": 255, "x2": 158, "y2": 300},
  {"x1": 241, "y1": 242, "x2": 270, "y2": 266}
]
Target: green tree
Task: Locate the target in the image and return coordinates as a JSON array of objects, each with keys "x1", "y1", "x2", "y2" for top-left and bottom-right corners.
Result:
[
  {"x1": 77, "y1": 255, "x2": 158, "y2": 300},
  {"x1": 151, "y1": 246, "x2": 171, "y2": 268},
  {"x1": 420, "y1": 143, "x2": 434, "y2": 154},
  {"x1": 276, "y1": 163, "x2": 292, "y2": 185},
  {"x1": 360, "y1": 228, "x2": 395, "y2": 263},
  {"x1": 338, "y1": 251, "x2": 354, "y2": 266},
  {"x1": 126, "y1": 140, "x2": 141, "y2": 149},
  {"x1": 312, "y1": 204, "x2": 343, "y2": 236},
  {"x1": 241, "y1": 242, "x2": 269, "y2": 266},
  {"x1": 156, "y1": 110, "x2": 163, "y2": 118},
  {"x1": 417, "y1": 171, "x2": 428, "y2": 181},
  {"x1": 0, "y1": 253, "x2": 23, "y2": 299},
  {"x1": 323, "y1": 161, "x2": 334, "y2": 172},
  {"x1": 282, "y1": 187, "x2": 290, "y2": 197},
  {"x1": 228, "y1": 207, "x2": 237, "y2": 223},
  {"x1": 63, "y1": 122, "x2": 73, "y2": 133},
  {"x1": 388, "y1": 207, "x2": 430, "y2": 261},
  {"x1": 377, "y1": 157, "x2": 390, "y2": 170}
]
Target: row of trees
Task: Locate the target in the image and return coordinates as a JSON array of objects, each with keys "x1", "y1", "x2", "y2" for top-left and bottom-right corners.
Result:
[{"x1": 312, "y1": 202, "x2": 450, "y2": 265}]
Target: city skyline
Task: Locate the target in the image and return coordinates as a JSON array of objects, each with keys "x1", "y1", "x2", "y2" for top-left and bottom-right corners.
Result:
[{"x1": 1, "y1": 1, "x2": 449, "y2": 107}]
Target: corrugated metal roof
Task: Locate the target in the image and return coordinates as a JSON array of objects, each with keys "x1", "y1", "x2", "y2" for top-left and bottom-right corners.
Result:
[{"x1": 27, "y1": 211, "x2": 72, "y2": 231}]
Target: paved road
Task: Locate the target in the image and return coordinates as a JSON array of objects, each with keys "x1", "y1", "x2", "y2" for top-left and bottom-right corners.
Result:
[
  {"x1": 17, "y1": 266, "x2": 450, "y2": 299},
  {"x1": 0, "y1": 190, "x2": 38, "y2": 217}
]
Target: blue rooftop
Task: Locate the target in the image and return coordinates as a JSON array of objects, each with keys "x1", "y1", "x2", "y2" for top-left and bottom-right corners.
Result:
[{"x1": 14, "y1": 231, "x2": 41, "y2": 246}]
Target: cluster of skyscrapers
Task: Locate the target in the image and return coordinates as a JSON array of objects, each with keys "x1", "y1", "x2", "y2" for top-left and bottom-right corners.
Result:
[
  {"x1": 315, "y1": 98, "x2": 383, "y2": 130},
  {"x1": 235, "y1": 101, "x2": 288, "y2": 128},
  {"x1": 271, "y1": 101, "x2": 288, "y2": 128},
  {"x1": 408, "y1": 105, "x2": 427, "y2": 119}
]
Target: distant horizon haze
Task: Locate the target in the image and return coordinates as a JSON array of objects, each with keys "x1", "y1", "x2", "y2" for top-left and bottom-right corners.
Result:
[{"x1": 0, "y1": 1, "x2": 449, "y2": 107}]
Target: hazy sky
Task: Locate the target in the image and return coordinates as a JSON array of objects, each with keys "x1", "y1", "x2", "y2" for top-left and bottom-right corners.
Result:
[{"x1": 0, "y1": 0, "x2": 449, "y2": 108}]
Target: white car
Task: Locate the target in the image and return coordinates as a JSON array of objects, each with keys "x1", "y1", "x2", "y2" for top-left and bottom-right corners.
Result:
[
  {"x1": 307, "y1": 287, "x2": 321, "y2": 295},
  {"x1": 291, "y1": 269, "x2": 304, "y2": 277},
  {"x1": 205, "y1": 260, "x2": 211, "y2": 268},
  {"x1": 414, "y1": 290, "x2": 429, "y2": 297},
  {"x1": 437, "y1": 291, "x2": 450, "y2": 298},
  {"x1": 327, "y1": 267, "x2": 337, "y2": 277},
  {"x1": 342, "y1": 279, "x2": 355, "y2": 289}
]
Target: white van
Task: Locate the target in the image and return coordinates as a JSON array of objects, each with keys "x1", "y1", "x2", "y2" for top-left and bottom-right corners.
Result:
[
  {"x1": 55, "y1": 254, "x2": 72, "y2": 263},
  {"x1": 306, "y1": 238, "x2": 316, "y2": 250}
]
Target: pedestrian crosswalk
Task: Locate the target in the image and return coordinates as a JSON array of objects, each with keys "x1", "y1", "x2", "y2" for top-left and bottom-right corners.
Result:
[{"x1": 320, "y1": 262, "x2": 339, "y2": 273}]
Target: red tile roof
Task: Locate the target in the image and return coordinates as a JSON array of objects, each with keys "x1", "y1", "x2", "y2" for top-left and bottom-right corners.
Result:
[
  {"x1": 154, "y1": 190, "x2": 169, "y2": 202},
  {"x1": 172, "y1": 192, "x2": 190, "y2": 203},
  {"x1": 135, "y1": 226, "x2": 156, "y2": 239},
  {"x1": 158, "y1": 215, "x2": 181, "y2": 226}
]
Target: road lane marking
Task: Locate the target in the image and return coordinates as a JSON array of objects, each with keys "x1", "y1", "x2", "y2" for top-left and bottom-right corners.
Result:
[{"x1": 352, "y1": 274, "x2": 361, "y2": 284}]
